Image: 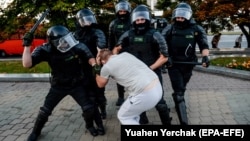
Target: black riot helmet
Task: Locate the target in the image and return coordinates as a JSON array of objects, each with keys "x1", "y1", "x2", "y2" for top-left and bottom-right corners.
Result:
[
  {"x1": 131, "y1": 4, "x2": 151, "y2": 32},
  {"x1": 115, "y1": 0, "x2": 131, "y2": 20},
  {"x1": 172, "y1": 2, "x2": 192, "y2": 20},
  {"x1": 47, "y1": 25, "x2": 79, "y2": 53},
  {"x1": 76, "y1": 8, "x2": 97, "y2": 27}
]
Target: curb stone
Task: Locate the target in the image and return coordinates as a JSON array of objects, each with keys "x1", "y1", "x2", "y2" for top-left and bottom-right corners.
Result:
[{"x1": 0, "y1": 66, "x2": 249, "y2": 82}]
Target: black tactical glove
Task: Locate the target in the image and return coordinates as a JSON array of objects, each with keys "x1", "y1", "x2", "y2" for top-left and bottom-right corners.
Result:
[
  {"x1": 202, "y1": 56, "x2": 210, "y2": 68},
  {"x1": 166, "y1": 57, "x2": 173, "y2": 68},
  {"x1": 22, "y1": 32, "x2": 34, "y2": 47},
  {"x1": 92, "y1": 64, "x2": 102, "y2": 76}
]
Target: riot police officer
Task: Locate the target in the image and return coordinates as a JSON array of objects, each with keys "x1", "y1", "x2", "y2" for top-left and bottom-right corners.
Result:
[
  {"x1": 22, "y1": 25, "x2": 101, "y2": 140},
  {"x1": 113, "y1": 4, "x2": 172, "y2": 125},
  {"x1": 108, "y1": 0, "x2": 132, "y2": 106},
  {"x1": 74, "y1": 8, "x2": 107, "y2": 124},
  {"x1": 162, "y1": 2, "x2": 210, "y2": 125}
]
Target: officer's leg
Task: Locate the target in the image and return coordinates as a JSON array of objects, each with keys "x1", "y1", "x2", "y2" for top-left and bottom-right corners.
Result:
[
  {"x1": 72, "y1": 87, "x2": 99, "y2": 136},
  {"x1": 89, "y1": 86, "x2": 106, "y2": 134},
  {"x1": 88, "y1": 97, "x2": 105, "y2": 135},
  {"x1": 27, "y1": 88, "x2": 65, "y2": 141},
  {"x1": 155, "y1": 98, "x2": 172, "y2": 125},
  {"x1": 174, "y1": 68, "x2": 192, "y2": 125},
  {"x1": 168, "y1": 67, "x2": 189, "y2": 125},
  {"x1": 27, "y1": 107, "x2": 51, "y2": 141},
  {"x1": 81, "y1": 105, "x2": 98, "y2": 136},
  {"x1": 97, "y1": 87, "x2": 107, "y2": 119},
  {"x1": 93, "y1": 104, "x2": 105, "y2": 135},
  {"x1": 116, "y1": 83, "x2": 125, "y2": 106},
  {"x1": 172, "y1": 92, "x2": 188, "y2": 125},
  {"x1": 154, "y1": 69, "x2": 172, "y2": 125},
  {"x1": 99, "y1": 101, "x2": 107, "y2": 119}
]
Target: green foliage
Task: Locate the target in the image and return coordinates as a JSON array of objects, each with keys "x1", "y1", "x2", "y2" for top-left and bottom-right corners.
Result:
[
  {"x1": 0, "y1": 0, "x2": 115, "y2": 40},
  {"x1": 210, "y1": 57, "x2": 250, "y2": 71},
  {"x1": 0, "y1": 61, "x2": 50, "y2": 73}
]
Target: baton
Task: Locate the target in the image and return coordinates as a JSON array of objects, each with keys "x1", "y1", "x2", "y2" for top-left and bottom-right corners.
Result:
[
  {"x1": 173, "y1": 61, "x2": 202, "y2": 65},
  {"x1": 29, "y1": 8, "x2": 50, "y2": 34}
]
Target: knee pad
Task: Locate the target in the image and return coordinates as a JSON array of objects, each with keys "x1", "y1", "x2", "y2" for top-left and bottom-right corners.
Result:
[
  {"x1": 39, "y1": 106, "x2": 52, "y2": 118},
  {"x1": 172, "y1": 92, "x2": 185, "y2": 103}
]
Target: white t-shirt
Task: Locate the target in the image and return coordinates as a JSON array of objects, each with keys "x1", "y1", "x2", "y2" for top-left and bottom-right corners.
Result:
[{"x1": 101, "y1": 52, "x2": 158, "y2": 96}]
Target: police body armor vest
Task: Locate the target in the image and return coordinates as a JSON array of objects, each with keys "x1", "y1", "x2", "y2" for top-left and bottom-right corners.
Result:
[
  {"x1": 128, "y1": 29, "x2": 158, "y2": 66},
  {"x1": 169, "y1": 25, "x2": 198, "y2": 61},
  {"x1": 113, "y1": 19, "x2": 131, "y2": 41},
  {"x1": 48, "y1": 48, "x2": 84, "y2": 86}
]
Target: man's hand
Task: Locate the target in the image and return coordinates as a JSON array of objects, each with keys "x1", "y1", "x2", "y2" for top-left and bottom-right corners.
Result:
[
  {"x1": 22, "y1": 32, "x2": 34, "y2": 47},
  {"x1": 202, "y1": 56, "x2": 210, "y2": 68},
  {"x1": 112, "y1": 44, "x2": 122, "y2": 54}
]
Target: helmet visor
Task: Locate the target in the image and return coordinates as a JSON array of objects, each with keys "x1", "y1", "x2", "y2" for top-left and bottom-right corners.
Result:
[
  {"x1": 78, "y1": 15, "x2": 97, "y2": 27},
  {"x1": 132, "y1": 11, "x2": 150, "y2": 23},
  {"x1": 173, "y1": 8, "x2": 192, "y2": 20},
  {"x1": 57, "y1": 33, "x2": 79, "y2": 53},
  {"x1": 115, "y1": 3, "x2": 130, "y2": 13}
]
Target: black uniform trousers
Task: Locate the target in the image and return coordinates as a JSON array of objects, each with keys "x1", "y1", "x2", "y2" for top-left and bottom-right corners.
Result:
[
  {"x1": 167, "y1": 64, "x2": 193, "y2": 93},
  {"x1": 43, "y1": 84, "x2": 95, "y2": 115}
]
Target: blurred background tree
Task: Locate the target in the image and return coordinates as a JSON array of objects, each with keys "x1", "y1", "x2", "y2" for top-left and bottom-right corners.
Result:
[
  {"x1": 156, "y1": 0, "x2": 250, "y2": 48},
  {"x1": 0, "y1": 0, "x2": 249, "y2": 48},
  {"x1": 0, "y1": 0, "x2": 144, "y2": 41}
]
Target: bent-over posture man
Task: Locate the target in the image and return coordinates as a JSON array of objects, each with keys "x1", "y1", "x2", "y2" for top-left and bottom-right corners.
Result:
[{"x1": 94, "y1": 49, "x2": 162, "y2": 125}]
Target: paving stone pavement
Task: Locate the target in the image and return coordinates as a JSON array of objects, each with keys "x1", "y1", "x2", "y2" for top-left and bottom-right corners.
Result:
[{"x1": 0, "y1": 70, "x2": 250, "y2": 141}]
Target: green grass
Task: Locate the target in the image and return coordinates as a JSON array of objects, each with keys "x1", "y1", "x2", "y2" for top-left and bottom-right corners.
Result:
[
  {"x1": 0, "y1": 61, "x2": 50, "y2": 73},
  {"x1": 0, "y1": 57, "x2": 250, "y2": 73}
]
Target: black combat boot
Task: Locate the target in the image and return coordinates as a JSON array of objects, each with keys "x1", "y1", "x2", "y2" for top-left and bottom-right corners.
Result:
[
  {"x1": 96, "y1": 124, "x2": 105, "y2": 135},
  {"x1": 86, "y1": 127, "x2": 98, "y2": 136},
  {"x1": 27, "y1": 111, "x2": 48, "y2": 141}
]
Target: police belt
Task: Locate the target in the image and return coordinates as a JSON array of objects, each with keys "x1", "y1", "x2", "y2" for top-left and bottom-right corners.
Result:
[{"x1": 50, "y1": 76, "x2": 84, "y2": 87}]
